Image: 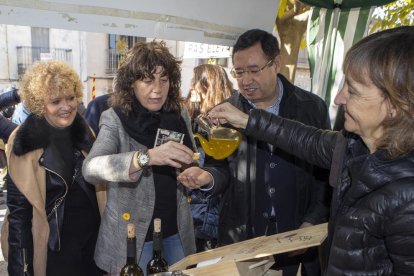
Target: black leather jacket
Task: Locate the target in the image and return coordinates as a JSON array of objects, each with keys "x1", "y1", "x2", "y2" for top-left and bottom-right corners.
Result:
[
  {"x1": 6, "y1": 114, "x2": 99, "y2": 276},
  {"x1": 246, "y1": 109, "x2": 414, "y2": 275}
]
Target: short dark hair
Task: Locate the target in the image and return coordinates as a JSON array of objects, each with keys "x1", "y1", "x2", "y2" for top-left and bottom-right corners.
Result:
[
  {"x1": 111, "y1": 40, "x2": 182, "y2": 113},
  {"x1": 232, "y1": 29, "x2": 280, "y2": 61}
]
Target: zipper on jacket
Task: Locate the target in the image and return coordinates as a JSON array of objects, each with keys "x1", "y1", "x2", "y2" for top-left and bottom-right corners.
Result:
[
  {"x1": 42, "y1": 166, "x2": 78, "y2": 251},
  {"x1": 22, "y1": 248, "x2": 30, "y2": 276},
  {"x1": 55, "y1": 210, "x2": 60, "y2": 251},
  {"x1": 43, "y1": 165, "x2": 68, "y2": 219}
]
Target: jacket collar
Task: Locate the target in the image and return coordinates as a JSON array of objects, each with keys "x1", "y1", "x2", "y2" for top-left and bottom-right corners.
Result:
[
  {"x1": 232, "y1": 74, "x2": 298, "y2": 115},
  {"x1": 13, "y1": 113, "x2": 95, "y2": 156},
  {"x1": 343, "y1": 139, "x2": 414, "y2": 204}
]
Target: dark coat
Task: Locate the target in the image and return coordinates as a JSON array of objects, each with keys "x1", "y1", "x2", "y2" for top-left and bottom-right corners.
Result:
[
  {"x1": 0, "y1": 114, "x2": 17, "y2": 142},
  {"x1": 0, "y1": 88, "x2": 20, "y2": 111},
  {"x1": 3, "y1": 113, "x2": 101, "y2": 276},
  {"x1": 0, "y1": 88, "x2": 19, "y2": 141},
  {"x1": 212, "y1": 74, "x2": 331, "y2": 245},
  {"x1": 246, "y1": 109, "x2": 414, "y2": 275},
  {"x1": 84, "y1": 94, "x2": 110, "y2": 136}
]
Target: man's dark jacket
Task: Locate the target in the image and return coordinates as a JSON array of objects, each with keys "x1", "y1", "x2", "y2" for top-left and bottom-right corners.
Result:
[{"x1": 212, "y1": 74, "x2": 331, "y2": 245}]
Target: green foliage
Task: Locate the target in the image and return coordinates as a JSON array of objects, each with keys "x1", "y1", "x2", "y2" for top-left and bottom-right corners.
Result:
[{"x1": 370, "y1": 0, "x2": 414, "y2": 33}]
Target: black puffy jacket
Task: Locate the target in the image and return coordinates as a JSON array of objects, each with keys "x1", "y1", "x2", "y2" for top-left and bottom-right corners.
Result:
[{"x1": 246, "y1": 109, "x2": 414, "y2": 275}]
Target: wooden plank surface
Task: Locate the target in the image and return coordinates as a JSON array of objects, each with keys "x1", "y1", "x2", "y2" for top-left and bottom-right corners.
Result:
[{"x1": 170, "y1": 223, "x2": 328, "y2": 275}]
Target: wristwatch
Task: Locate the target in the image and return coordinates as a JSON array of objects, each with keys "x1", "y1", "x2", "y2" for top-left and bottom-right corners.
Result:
[{"x1": 137, "y1": 150, "x2": 150, "y2": 168}]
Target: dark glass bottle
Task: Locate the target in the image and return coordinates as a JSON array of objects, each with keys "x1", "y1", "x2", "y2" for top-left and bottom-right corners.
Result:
[
  {"x1": 120, "y1": 223, "x2": 144, "y2": 276},
  {"x1": 146, "y1": 218, "x2": 169, "y2": 274}
]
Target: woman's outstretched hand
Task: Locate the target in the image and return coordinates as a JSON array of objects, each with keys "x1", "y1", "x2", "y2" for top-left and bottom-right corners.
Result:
[
  {"x1": 209, "y1": 102, "x2": 249, "y2": 129},
  {"x1": 177, "y1": 166, "x2": 213, "y2": 190}
]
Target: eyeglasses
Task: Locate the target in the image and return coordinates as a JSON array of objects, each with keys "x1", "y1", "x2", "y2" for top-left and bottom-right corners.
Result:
[{"x1": 230, "y1": 59, "x2": 274, "y2": 79}]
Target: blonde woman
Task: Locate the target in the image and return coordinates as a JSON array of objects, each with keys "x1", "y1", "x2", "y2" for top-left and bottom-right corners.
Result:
[{"x1": 3, "y1": 60, "x2": 103, "y2": 276}]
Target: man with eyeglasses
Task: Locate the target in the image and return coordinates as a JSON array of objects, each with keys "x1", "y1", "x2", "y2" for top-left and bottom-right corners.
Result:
[{"x1": 209, "y1": 29, "x2": 331, "y2": 275}]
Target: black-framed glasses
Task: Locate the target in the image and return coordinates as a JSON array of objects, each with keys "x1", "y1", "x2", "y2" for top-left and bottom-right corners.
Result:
[{"x1": 230, "y1": 59, "x2": 274, "y2": 79}]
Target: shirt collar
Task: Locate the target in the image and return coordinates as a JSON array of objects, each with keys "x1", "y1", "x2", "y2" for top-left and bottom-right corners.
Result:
[{"x1": 247, "y1": 76, "x2": 284, "y2": 115}]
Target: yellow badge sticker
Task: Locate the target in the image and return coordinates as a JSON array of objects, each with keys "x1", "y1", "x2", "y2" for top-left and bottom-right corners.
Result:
[{"x1": 122, "y1": 212, "x2": 130, "y2": 221}]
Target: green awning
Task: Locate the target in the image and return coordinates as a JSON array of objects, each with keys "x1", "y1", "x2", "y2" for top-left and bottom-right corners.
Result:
[
  {"x1": 299, "y1": 0, "x2": 395, "y2": 10},
  {"x1": 303, "y1": 0, "x2": 395, "y2": 125}
]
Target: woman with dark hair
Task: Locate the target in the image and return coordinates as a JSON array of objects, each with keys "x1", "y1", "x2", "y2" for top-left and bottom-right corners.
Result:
[
  {"x1": 82, "y1": 41, "x2": 228, "y2": 275},
  {"x1": 210, "y1": 26, "x2": 414, "y2": 275},
  {"x1": 2, "y1": 60, "x2": 104, "y2": 276}
]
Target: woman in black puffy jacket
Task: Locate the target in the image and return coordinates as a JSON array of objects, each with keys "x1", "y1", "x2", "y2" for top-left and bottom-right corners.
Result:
[{"x1": 210, "y1": 26, "x2": 414, "y2": 275}]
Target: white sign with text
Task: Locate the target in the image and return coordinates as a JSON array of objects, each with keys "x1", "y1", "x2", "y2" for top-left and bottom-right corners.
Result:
[{"x1": 184, "y1": 42, "x2": 231, "y2": 59}]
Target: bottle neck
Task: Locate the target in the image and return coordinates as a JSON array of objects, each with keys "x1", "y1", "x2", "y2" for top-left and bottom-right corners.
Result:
[
  {"x1": 126, "y1": 256, "x2": 137, "y2": 265},
  {"x1": 126, "y1": 237, "x2": 137, "y2": 264},
  {"x1": 152, "y1": 250, "x2": 163, "y2": 259},
  {"x1": 152, "y1": 232, "x2": 163, "y2": 257}
]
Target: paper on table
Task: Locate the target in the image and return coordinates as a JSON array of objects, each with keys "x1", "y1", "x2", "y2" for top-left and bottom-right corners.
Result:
[{"x1": 196, "y1": 257, "x2": 223, "y2": 268}]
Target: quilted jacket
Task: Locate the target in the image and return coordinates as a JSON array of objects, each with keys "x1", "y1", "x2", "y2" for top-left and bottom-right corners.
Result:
[{"x1": 246, "y1": 109, "x2": 414, "y2": 275}]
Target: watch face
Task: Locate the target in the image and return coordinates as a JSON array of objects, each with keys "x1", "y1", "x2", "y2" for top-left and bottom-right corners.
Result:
[{"x1": 139, "y1": 153, "x2": 149, "y2": 166}]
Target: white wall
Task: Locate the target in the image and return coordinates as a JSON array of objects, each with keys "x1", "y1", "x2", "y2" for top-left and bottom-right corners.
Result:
[{"x1": 0, "y1": 25, "x2": 31, "y2": 89}]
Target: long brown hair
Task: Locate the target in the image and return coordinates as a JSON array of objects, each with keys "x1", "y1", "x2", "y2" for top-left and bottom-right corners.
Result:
[
  {"x1": 111, "y1": 40, "x2": 182, "y2": 113},
  {"x1": 186, "y1": 64, "x2": 234, "y2": 120},
  {"x1": 343, "y1": 26, "x2": 414, "y2": 158}
]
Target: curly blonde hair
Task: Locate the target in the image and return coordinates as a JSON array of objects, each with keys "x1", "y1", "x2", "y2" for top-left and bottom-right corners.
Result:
[{"x1": 19, "y1": 60, "x2": 83, "y2": 116}]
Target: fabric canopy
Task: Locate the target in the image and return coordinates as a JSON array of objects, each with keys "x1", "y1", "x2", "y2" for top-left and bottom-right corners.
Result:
[{"x1": 304, "y1": 0, "x2": 395, "y2": 125}]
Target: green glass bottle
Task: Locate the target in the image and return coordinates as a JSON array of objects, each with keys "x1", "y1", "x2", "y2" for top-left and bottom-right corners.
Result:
[
  {"x1": 146, "y1": 218, "x2": 169, "y2": 274},
  {"x1": 120, "y1": 223, "x2": 144, "y2": 276}
]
